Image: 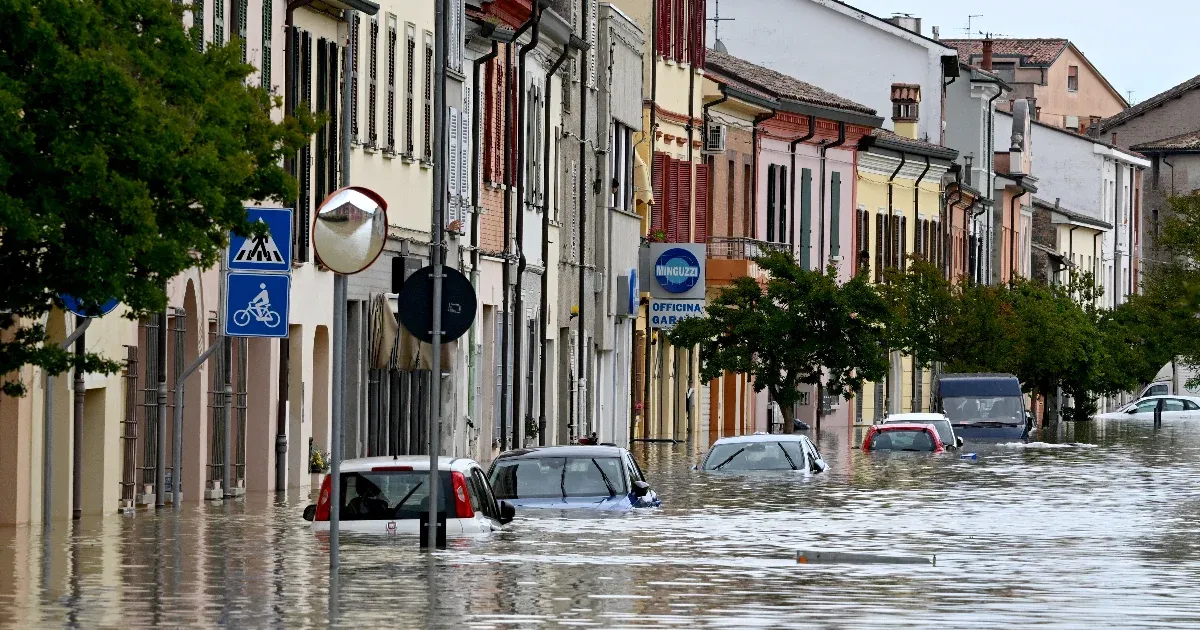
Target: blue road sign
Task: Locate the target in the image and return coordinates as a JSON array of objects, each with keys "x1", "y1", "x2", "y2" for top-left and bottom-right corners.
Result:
[
  {"x1": 228, "y1": 207, "x2": 293, "y2": 272},
  {"x1": 225, "y1": 272, "x2": 291, "y2": 338},
  {"x1": 60, "y1": 295, "x2": 119, "y2": 318}
]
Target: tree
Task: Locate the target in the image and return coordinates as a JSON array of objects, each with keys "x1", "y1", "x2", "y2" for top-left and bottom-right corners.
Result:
[
  {"x1": 878, "y1": 258, "x2": 956, "y2": 371},
  {"x1": 0, "y1": 0, "x2": 318, "y2": 395},
  {"x1": 667, "y1": 251, "x2": 891, "y2": 432}
]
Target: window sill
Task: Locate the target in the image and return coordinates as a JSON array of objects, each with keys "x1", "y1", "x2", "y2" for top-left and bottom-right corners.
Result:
[
  {"x1": 420, "y1": 160, "x2": 434, "y2": 169},
  {"x1": 401, "y1": 153, "x2": 415, "y2": 164},
  {"x1": 363, "y1": 143, "x2": 379, "y2": 154}
]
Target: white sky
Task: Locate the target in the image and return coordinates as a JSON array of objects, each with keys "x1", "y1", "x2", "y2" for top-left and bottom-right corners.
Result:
[{"x1": 836, "y1": 0, "x2": 1197, "y2": 104}]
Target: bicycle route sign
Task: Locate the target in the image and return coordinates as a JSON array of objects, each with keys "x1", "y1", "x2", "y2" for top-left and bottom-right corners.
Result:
[{"x1": 225, "y1": 207, "x2": 293, "y2": 338}]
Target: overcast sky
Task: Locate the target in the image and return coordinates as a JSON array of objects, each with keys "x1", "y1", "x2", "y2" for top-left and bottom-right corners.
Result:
[{"x1": 839, "y1": 0, "x2": 1196, "y2": 104}]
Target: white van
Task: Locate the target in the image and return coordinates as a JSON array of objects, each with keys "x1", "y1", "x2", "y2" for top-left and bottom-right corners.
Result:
[{"x1": 1137, "y1": 361, "x2": 1200, "y2": 399}]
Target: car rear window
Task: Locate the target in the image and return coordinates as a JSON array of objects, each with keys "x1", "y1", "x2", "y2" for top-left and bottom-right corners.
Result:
[
  {"x1": 703, "y1": 441, "x2": 805, "y2": 471},
  {"x1": 869, "y1": 429, "x2": 936, "y2": 452},
  {"x1": 490, "y1": 457, "x2": 627, "y2": 499},
  {"x1": 340, "y1": 471, "x2": 453, "y2": 520}
]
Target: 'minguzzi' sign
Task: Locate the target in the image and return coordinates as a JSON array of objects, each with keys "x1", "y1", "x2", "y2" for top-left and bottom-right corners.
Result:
[{"x1": 641, "y1": 243, "x2": 706, "y2": 300}]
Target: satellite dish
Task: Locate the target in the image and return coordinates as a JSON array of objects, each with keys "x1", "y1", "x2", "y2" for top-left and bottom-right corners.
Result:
[{"x1": 312, "y1": 187, "x2": 388, "y2": 275}]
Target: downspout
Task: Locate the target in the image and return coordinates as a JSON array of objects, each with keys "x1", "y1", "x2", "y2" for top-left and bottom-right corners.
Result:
[
  {"x1": 944, "y1": 168, "x2": 963, "y2": 280},
  {"x1": 983, "y1": 82, "x2": 1002, "y2": 284},
  {"x1": 1163, "y1": 154, "x2": 1175, "y2": 196},
  {"x1": 512, "y1": 4, "x2": 543, "y2": 451},
  {"x1": 1009, "y1": 187, "x2": 1027, "y2": 282},
  {"x1": 789, "y1": 115, "x2": 816, "y2": 258},
  {"x1": 649, "y1": 0, "x2": 658, "y2": 188},
  {"x1": 1068, "y1": 223, "x2": 1079, "y2": 285},
  {"x1": 1092, "y1": 231, "x2": 1100, "y2": 291},
  {"x1": 818, "y1": 122, "x2": 846, "y2": 266},
  {"x1": 500, "y1": 15, "x2": 539, "y2": 451},
  {"x1": 575, "y1": 0, "x2": 590, "y2": 443},
  {"x1": 539, "y1": 44, "x2": 573, "y2": 447},
  {"x1": 470, "y1": 42, "x2": 500, "y2": 445},
  {"x1": 1129, "y1": 164, "x2": 1136, "y2": 298},
  {"x1": 750, "y1": 111, "x2": 775, "y2": 236}
]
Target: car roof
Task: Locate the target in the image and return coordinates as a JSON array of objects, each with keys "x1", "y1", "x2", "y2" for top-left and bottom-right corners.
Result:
[
  {"x1": 338, "y1": 456, "x2": 479, "y2": 473},
  {"x1": 873, "y1": 423, "x2": 940, "y2": 433},
  {"x1": 711, "y1": 433, "x2": 809, "y2": 445},
  {"x1": 1133, "y1": 395, "x2": 1200, "y2": 402},
  {"x1": 495, "y1": 445, "x2": 628, "y2": 459},
  {"x1": 883, "y1": 413, "x2": 949, "y2": 422}
]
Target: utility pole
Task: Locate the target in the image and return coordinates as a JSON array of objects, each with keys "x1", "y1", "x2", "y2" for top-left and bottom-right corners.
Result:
[{"x1": 427, "y1": 0, "x2": 450, "y2": 550}]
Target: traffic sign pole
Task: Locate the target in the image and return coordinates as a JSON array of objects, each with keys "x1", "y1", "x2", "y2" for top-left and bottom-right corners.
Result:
[{"x1": 428, "y1": 0, "x2": 449, "y2": 552}]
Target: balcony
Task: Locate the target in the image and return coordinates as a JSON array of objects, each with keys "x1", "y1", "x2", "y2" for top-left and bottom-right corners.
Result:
[{"x1": 705, "y1": 237, "x2": 791, "y2": 286}]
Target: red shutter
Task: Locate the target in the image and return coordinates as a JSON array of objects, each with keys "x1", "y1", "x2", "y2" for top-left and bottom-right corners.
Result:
[
  {"x1": 483, "y1": 61, "x2": 495, "y2": 182},
  {"x1": 656, "y1": 0, "x2": 669, "y2": 57},
  {"x1": 666, "y1": 159, "x2": 682, "y2": 242},
  {"x1": 652, "y1": 152, "x2": 667, "y2": 235},
  {"x1": 678, "y1": 160, "x2": 693, "y2": 242},
  {"x1": 508, "y1": 65, "x2": 518, "y2": 187},
  {"x1": 694, "y1": 162, "x2": 710, "y2": 244},
  {"x1": 673, "y1": 0, "x2": 685, "y2": 63},
  {"x1": 690, "y1": 0, "x2": 706, "y2": 67}
]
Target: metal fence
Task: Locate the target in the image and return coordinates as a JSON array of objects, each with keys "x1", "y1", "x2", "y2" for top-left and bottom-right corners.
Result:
[
  {"x1": 705, "y1": 236, "x2": 792, "y2": 261},
  {"x1": 120, "y1": 345, "x2": 139, "y2": 506}
]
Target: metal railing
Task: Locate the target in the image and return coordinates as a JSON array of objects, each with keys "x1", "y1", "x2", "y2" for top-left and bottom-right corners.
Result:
[{"x1": 706, "y1": 236, "x2": 792, "y2": 261}]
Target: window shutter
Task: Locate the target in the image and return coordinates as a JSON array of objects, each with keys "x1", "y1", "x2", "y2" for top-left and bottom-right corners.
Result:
[
  {"x1": 315, "y1": 40, "x2": 328, "y2": 205},
  {"x1": 778, "y1": 165, "x2": 788, "y2": 246},
  {"x1": 193, "y1": 0, "x2": 204, "y2": 52},
  {"x1": 667, "y1": 159, "x2": 682, "y2": 242},
  {"x1": 483, "y1": 61, "x2": 495, "y2": 181},
  {"x1": 652, "y1": 152, "x2": 667, "y2": 235},
  {"x1": 800, "y1": 168, "x2": 812, "y2": 269},
  {"x1": 368, "y1": 16, "x2": 378, "y2": 146},
  {"x1": 352, "y1": 15, "x2": 360, "y2": 141},
  {"x1": 328, "y1": 41, "x2": 339, "y2": 189},
  {"x1": 406, "y1": 24, "x2": 416, "y2": 155},
  {"x1": 261, "y1": 0, "x2": 273, "y2": 89},
  {"x1": 678, "y1": 160, "x2": 693, "y2": 242},
  {"x1": 386, "y1": 19, "x2": 396, "y2": 151},
  {"x1": 694, "y1": 162, "x2": 710, "y2": 244},
  {"x1": 424, "y1": 35, "x2": 434, "y2": 161},
  {"x1": 830, "y1": 171, "x2": 841, "y2": 257},
  {"x1": 588, "y1": 0, "x2": 598, "y2": 88},
  {"x1": 460, "y1": 99, "x2": 471, "y2": 206},
  {"x1": 899, "y1": 216, "x2": 907, "y2": 271},
  {"x1": 448, "y1": 105, "x2": 461, "y2": 221},
  {"x1": 765, "y1": 165, "x2": 776, "y2": 243},
  {"x1": 690, "y1": 0, "x2": 706, "y2": 67},
  {"x1": 673, "y1": 0, "x2": 685, "y2": 63},
  {"x1": 915, "y1": 217, "x2": 924, "y2": 259},
  {"x1": 875, "y1": 213, "x2": 883, "y2": 282},
  {"x1": 297, "y1": 30, "x2": 313, "y2": 263},
  {"x1": 214, "y1": 0, "x2": 224, "y2": 46},
  {"x1": 656, "y1": 0, "x2": 669, "y2": 57}
]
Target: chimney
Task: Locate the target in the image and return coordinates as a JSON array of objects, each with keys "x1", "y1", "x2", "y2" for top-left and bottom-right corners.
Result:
[
  {"x1": 890, "y1": 83, "x2": 921, "y2": 140},
  {"x1": 932, "y1": 26, "x2": 940, "y2": 40},
  {"x1": 982, "y1": 38, "x2": 994, "y2": 71},
  {"x1": 887, "y1": 14, "x2": 922, "y2": 35}
]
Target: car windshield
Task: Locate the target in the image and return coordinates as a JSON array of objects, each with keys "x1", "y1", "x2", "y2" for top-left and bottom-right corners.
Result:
[
  {"x1": 340, "y1": 471, "x2": 452, "y2": 520},
  {"x1": 703, "y1": 441, "x2": 806, "y2": 471},
  {"x1": 1121, "y1": 399, "x2": 1159, "y2": 414},
  {"x1": 869, "y1": 429, "x2": 937, "y2": 452},
  {"x1": 489, "y1": 457, "x2": 627, "y2": 499},
  {"x1": 943, "y1": 396, "x2": 1024, "y2": 425}
]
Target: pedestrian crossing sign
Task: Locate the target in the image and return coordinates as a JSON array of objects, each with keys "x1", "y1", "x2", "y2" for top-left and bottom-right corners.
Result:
[{"x1": 228, "y1": 207, "x2": 293, "y2": 272}]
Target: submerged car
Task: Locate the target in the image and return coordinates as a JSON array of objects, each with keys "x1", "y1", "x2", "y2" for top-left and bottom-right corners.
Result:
[
  {"x1": 488, "y1": 445, "x2": 660, "y2": 510},
  {"x1": 862, "y1": 423, "x2": 946, "y2": 453},
  {"x1": 1092, "y1": 395, "x2": 1200, "y2": 421},
  {"x1": 303, "y1": 456, "x2": 515, "y2": 536},
  {"x1": 698, "y1": 434, "x2": 827, "y2": 473},
  {"x1": 882, "y1": 413, "x2": 963, "y2": 450},
  {"x1": 935, "y1": 373, "x2": 1031, "y2": 441}
]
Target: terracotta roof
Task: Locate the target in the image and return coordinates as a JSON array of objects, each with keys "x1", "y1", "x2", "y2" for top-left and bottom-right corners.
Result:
[
  {"x1": 705, "y1": 49, "x2": 876, "y2": 116},
  {"x1": 1130, "y1": 128, "x2": 1200, "y2": 152},
  {"x1": 940, "y1": 38, "x2": 1069, "y2": 66},
  {"x1": 1100, "y1": 75, "x2": 1200, "y2": 132},
  {"x1": 863, "y1": 129, "x2": 958, "y2": 160}
]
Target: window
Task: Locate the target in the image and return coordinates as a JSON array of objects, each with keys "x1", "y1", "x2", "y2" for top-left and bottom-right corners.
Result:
[
  {"x1": 830, "y1": 171, "x2": 841, "y2": 257},
  {"x1": 777, "y1": 165, "x2": 788, "y2": 245},
  {"x1": 587, "y1": 0, "x2": 597, "y2": 87},
  {"x1": 260, "y1": 0, "x2": 272, "y2": 89},
  {"x1": 800, "y1": 168, "x2": 812, "y2": 268},
  {"x1": 385, "y1": 16, "x2": 397, "y2": 152},
  {"x1": 743, "y1": 164, "x2": 751, "y2": 238},
  {"x1": 1163, "y1": 399, "x2": 1186, "y2": 413},
  {"x1": 213, "y1": 0, "x2": 224, "y2": 46},
  {"x1": 351, "y1": 15, "x2": 360, "y2": 141},
  {"x1": 610, "y1": 123, "x2": 634, "y2": 211},
  {"x1": 193, "y1": 0, "x2": 204, "y2": 51},
  {"x1": 1184, "y1": 399, "x2": 1200, "y2": 411},
  {"x1": 726, "y1": 159, "x2": 735, "y2": 236},
  {"x1": 765, "y1": 165, "x2": 776, "y2": 242},
  {"x1": 1067, "y1": 65, "x2": 1078, "y2": 92},
  {"x1": 404, "y1": 23, "x2": 416, "y2": 156},
  {"x1": 367, "y1": 16, "x2": 379, "y2": 147},
  {"x1": 423, "y1": 31, "x2": 433, "y2": 162},
  {"x1": 448, "y1": 0, "x2": 463, "y2": 73},
  {"x1": 233, "y1": 0, "x2": 248, "y2": 62},
  {"x1": 695, "y1": 161, "x2": 709, "y2": 244}
]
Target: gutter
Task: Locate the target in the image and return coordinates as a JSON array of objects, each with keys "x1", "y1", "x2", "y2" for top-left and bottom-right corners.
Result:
[
  {"x1": 818, "y1": 122, "x2": 846, "y2": 266},
  {"x1": 574, "y1": 0, "x2": 590, "y2": 442},
  {"x1": 1009, "y1": 185, "x2": 1027, "y2": 282},
  {"x1": 750, "y1": 110, "x2": 777, "y2": 237},
  {"x1": 512, "y1": 2, "x2": 544, "y2": 451},
  {"x1": 469, "y1": 41, "x2": 500, "y2": 444},
  {"x1": 789, "y1": 116, "x2": 816, "y2": 264}
]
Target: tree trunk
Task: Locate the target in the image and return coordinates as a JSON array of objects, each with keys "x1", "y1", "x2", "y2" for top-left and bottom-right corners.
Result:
[{"x1": 782, "y1": 399, "x2": 796, "y2": 434}]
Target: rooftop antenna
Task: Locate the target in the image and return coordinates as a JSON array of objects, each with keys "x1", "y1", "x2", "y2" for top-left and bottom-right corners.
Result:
[
  {"x1": 708, "y1": 0, "x2": 735, "y2": 44},
  {"x1": 1127, "y1": 90, "x2": 1135, "y2": 104},
  {"x1": 963, "y1": 15, "x2": 983, "y2": 37}
]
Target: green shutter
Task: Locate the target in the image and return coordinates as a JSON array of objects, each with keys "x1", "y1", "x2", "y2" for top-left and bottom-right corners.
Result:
[
  {"x1": 766, "y1": 165, "x2": 776, "y2": 242},
  {"x1": 800, "y1": 168, "x2": 812, "y2": 270},
  {"x1": 830, "y1": 171, "x2": 842, "y2": 257}
]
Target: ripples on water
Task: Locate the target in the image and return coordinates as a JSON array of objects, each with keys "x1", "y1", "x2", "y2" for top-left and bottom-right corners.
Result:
[{"x1": 4, "y1": 419, "x2": 1200, "y2": 628}]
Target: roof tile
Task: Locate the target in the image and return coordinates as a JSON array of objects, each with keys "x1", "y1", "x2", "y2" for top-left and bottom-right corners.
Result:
[
  {"x1": 1101, "y1": 75, "x2": 1200, "y2": 132},
  {"x1": 940, "y1": 38, "x2": 1069, "y2": 66},
  {"x1": 1130, "y1": 128, "x2": 1200, "y2": 152},
  {"x1": 705, "y1": 49, "x2": 877, "y2": 116}
]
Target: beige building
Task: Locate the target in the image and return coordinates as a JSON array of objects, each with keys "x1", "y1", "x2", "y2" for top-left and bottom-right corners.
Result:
[{"x1": 942, "y1": 38, "x2": 1127, "y2": 134}]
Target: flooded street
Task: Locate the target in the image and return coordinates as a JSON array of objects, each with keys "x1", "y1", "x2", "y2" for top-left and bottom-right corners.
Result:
[{"x1": 5, "y1": 419, "x2": 1200, "y2": 628}]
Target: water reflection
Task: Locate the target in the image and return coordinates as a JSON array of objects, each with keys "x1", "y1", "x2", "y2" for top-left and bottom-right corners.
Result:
[{"x1": 3, "y1": 420, "x2": 1200, "y2": 627}]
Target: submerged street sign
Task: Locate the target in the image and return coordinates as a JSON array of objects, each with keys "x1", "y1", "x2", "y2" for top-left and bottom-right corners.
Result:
[
  {"x1": 224, "y1": 272, "x2": 291, "y2": 338},
  {"x1": 228, "y1": 208, "x2": 293, "y2": 273},
  {"x1": 649, "y1": 298, "x2": 705, "y2": 329}
]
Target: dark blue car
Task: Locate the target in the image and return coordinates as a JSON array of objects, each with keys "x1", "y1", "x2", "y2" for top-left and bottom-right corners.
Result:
[
  {"x1": 487, "y1": 446, "x2": 660, "y2": 511},
  {"x1": 935, "y1": 373, "x2": 1033, "y2": 442}
]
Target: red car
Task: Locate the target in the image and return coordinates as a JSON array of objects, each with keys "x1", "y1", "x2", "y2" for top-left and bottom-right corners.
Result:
[{"x1": 862, "y1": 423, "x2": 946, "y2": 453}]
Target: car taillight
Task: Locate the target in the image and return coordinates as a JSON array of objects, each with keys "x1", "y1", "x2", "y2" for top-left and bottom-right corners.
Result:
[
  {"x1": 451, "y1": 471, "x2": 474, "y2": 519},
  {"x1": 315, "y1": 475, "x2": 332, "y2": 521}
]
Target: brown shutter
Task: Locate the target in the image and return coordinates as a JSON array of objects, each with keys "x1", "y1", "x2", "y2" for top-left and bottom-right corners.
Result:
[
  {"x1": 900, "y1": 216, "x2": 908, "y2": 271},
  {"x1": 652, "y1": 152, "x2": 667, "y2": 235},
  {"x1": 694, "y1": 162, "x2": 710, "y2": 244},
  {"x1": 678, "y1": 160, "x2": 693, "y2": 242},
  {"x1": 875, "y1": 213, "x2": 884, "y2": 282}
]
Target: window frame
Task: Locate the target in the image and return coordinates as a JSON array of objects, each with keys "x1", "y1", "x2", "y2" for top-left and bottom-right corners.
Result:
[{"x1": 1067, "y1": 65, "x2": 1079, "y2": 92}]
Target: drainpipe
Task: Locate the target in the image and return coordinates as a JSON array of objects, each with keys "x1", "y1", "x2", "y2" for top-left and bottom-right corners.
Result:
[
  {"x1": 789, "y1": 116, "x2": 816, "y2": 260},
  {"x1": 649, "y1": 0, "x2": 658, "y2": 190},
  {"x1": 575, "y1": 0, "x2": 590, "y2": 443},
  {"x1": 1163, "y1": 154, "x2": 1175, "y2": 196},
  {"x1": 539, "y1": 42, "x2": 575, "y2": 447},
  {"x1": 886, "y1": 150, "x2": 907, "y2": 275},
  {"x1": 818, "y1": 122, "x2": 846, "y2": 266},
  {"x1": 913, "y1": 156, "x2": 931, "y2": 270},
  {"x1": 1129, "y1": 164, "x2": 1136, "y2": 298},
  {"x1": 1092, "y1": 231, "x2": 1100, "y2": 293},
  {"x1": 750, "y1": 111, "x2": 775, "y2": 237},
  {"x1": 982, "y1": 82, "x2": 1002, "y2": 284},
  {"x1": 1068, "y1": 223, "x2": 1079, "y2": 286},
  {"x1": 470, "y1": 42, "x2": 500, "y2": 447},
  {"x1": 944, "y1": 167, "x2": 963, "y2": 280},
  {"x1": 1009, "y1": 186, "x2": 1027, "y2": 282},
  {"x1": 512, "y1": 4, "x2": 543, "y2": 451}
]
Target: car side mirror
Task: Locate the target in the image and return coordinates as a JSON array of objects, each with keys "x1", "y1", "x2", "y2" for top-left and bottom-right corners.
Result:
[
  {"x1": 302, "y1": 504, "x2": 316, "y2": 522},
  {"x1": 632, "y1": 480, "x2": 651, "y2": 498},
  {"x1": 498, "y1": 500, "x2": 516, "y2": 525},
  {"x1": 956, "y1": 437, "x2": 964, "y2": 448}
]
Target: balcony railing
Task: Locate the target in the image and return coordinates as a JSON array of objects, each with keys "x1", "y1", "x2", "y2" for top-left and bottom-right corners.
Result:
[{"x1": 706, "y1": 237, "x2": 792, "y2": 261}]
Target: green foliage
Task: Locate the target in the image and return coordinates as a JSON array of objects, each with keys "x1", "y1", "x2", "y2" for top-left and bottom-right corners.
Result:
[
  {"x1": 0, "y1": 0, "x2": 319, "y2": 395},
  {"x1": 878, "y1": 258, "x2": 955, "y2": 369},
  {"x1": 668, "y1": 251, "x2": 891, "y2": 424}
]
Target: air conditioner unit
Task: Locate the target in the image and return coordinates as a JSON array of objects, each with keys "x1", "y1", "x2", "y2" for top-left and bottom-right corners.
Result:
[{"x1": 704, "y1": 123, "x2": 726, "y2": 153}]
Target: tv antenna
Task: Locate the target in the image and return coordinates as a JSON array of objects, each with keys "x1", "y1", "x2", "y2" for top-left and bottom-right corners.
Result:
[
  {"x1": 1127, "y1": 90, "x2": 1136, "y2": 104},
  {"x1": 709, "y1": 0, "x2": 735, "y2": 43},
  {"x1": 963, "y1": 15, "x2": 983, "y2": 37}
]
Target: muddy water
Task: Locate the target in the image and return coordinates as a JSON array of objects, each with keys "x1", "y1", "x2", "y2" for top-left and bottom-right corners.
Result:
[{"x1": 3, "y1": 418, "x2": 1200, "y2": 628}]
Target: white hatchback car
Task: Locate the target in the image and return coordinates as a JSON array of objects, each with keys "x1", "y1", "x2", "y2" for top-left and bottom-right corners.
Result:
[
  {"x1": 304, "y1": 456, "x2": 514, "y2": 536},
  {"x1": 1093, "y1": 395, "x2": 1200, "y2": 422}
]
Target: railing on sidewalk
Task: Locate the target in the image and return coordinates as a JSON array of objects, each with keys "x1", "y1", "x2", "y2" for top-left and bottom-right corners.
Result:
[{"x1": 706, "y1": 236, "x2": 792, "y2": 261}]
